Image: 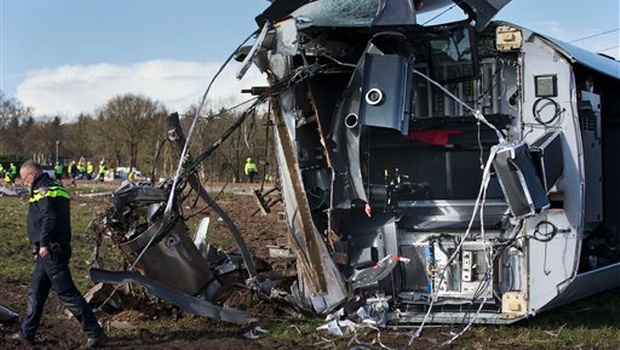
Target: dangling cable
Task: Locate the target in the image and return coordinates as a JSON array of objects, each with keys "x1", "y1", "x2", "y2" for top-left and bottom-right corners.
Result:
[
  {"x1": 442, "y1": 150, "x2": 496, "y2": 345},
  {"x1": 409, "y1": 145, "x2": 499, "y2": 344},
  {"x1": 164, "y1": 28, "x2": 261, "y2": 220}
]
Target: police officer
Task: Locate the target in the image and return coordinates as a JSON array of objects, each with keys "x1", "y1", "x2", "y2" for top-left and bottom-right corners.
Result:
[{"x1": 10, "y1": 160, "x2": 107, "y2": 347}]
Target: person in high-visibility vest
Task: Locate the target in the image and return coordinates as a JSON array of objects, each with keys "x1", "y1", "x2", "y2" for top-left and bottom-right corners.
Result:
[
  {"x1": 4, "y1": 170, "x2": 13, "y2": 188},
  {"x1": 9, "y1": 163, "x2": 17, "y2": 180},
  {"x1": 98, "y1": 161, "x2": 106, "y2": 182},
  {"x1": 86, "y1": 162, "x2": 94, "y2": 180},
  {"x1": 54, "y1": 163, "x2": 64, "y2": 180},
  {"x1": 5, "y1": 163, "x2": 17, "y2": 187},
  {"x1": 244, "y1": 157, "x2": 258, "y2": 183},
  {"x1": 67, "y1": 161, "x2": 78, "y2": 187},
  {"x1": 77, "y1": 162, "x2": 86, "y2": 180}
]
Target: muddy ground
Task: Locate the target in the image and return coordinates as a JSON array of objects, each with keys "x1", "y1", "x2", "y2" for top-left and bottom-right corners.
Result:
[{"x1": 0, "y1": 183, "x2": 434, "y2": 350}]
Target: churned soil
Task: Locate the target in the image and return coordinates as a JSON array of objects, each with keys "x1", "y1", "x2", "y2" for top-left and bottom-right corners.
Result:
[{"x1": 0, "y1": 182, "x2": 326, "y2": 349}]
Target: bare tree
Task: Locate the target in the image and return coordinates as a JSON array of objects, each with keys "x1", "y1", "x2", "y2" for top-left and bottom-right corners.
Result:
[
  {"x1": 0, "y1": 92, "x2": 33, "y2": 157},
  {"x1": 97, "y1": 94, "x2": 168, "y2": 170},
  {"x1": 23, "y1": 116, "x2": 64, "y2": 164}
]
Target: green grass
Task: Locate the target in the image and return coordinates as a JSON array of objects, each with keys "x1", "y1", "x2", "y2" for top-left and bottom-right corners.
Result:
[{"x1": 0, "y1": 196, "x2": 32, "y2": 281}]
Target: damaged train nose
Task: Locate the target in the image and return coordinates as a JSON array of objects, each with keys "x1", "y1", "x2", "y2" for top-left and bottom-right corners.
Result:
[
  {"x1": 89, "y1": 181, "x2": 252, "y2": 325},
  {"x1": 240, "y1": 0, "x2": 620, "y2": 326}
]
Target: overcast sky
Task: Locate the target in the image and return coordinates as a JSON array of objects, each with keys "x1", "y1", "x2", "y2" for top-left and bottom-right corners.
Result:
[{"x1": 1, "y1": 0, "x2": 618, "y2": 121}]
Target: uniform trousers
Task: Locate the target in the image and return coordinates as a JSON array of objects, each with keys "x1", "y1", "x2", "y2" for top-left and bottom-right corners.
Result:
[{"x1": 20, "y1": 248, "x2": 103, "y2": 340}]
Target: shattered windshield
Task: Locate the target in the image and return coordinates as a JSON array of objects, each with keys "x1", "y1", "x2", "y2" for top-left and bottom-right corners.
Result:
[
  {"x1": 285, "y1": 0, "x2": 512, "y2": 30},
  {"x1": 291, "y1": 0, "x2": 379, "y2": 27}
]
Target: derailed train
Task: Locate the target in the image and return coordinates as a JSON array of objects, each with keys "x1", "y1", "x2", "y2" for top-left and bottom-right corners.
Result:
[
  {"x1": 91, "y1": 0, "x2": 620, "y2": 326},
  {"x1": 238, "y1": 0, "x2": 620, "y2": 324}
]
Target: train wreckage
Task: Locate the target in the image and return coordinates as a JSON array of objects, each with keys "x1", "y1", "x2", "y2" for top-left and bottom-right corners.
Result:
[{"x1": 89, "y1": 0, "x2": 620, "y2": 327}]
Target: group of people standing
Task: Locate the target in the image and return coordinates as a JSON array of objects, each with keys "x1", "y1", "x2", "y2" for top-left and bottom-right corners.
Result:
[
  {"x1": 0, "y1": 162, "x2": 18, "y2": 187},
  {"x1": 55, "y1": 159, "x2": 107, "y2": 185}
]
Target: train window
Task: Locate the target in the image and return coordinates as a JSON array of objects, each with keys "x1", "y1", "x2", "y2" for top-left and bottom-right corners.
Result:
[{"x1": 428, "y1": 23, "x2": 479, "y2": 84}]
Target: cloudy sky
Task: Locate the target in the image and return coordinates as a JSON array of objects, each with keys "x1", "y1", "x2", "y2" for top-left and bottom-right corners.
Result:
[{"x1": 1, "y1": 0, "x2": 618, "y2": 121}]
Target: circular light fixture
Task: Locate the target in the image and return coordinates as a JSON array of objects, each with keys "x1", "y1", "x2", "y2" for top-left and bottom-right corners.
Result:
[
  {"x1": 365, "y1": 88, "x2": 384, "y2": 106},
  {"x1": 344, "y1": 113, "x2": 359, "y2": 129}
]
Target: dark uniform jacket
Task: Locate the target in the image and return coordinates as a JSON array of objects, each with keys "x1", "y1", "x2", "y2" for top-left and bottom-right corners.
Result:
[{"x1": 27, "y1": 173, "x2": 72, "y2": 249}]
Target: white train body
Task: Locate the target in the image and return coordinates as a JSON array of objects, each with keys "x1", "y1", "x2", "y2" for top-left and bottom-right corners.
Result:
[{"x1": 244, "y1": 0, "x2": 620, "y2": 323}]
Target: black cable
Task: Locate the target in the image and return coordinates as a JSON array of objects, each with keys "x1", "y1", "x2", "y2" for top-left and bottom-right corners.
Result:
[
  {"x1": 532, "y1": 220, "x2": 558, "y2": 242},
  {"x1": 532, "y1": 97, "x2": 564, "y2": 125}
]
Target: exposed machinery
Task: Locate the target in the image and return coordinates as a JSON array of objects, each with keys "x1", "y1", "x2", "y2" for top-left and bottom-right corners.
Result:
[{"x1": 238, "y1": 0, "x2": 620, "y2": 324}]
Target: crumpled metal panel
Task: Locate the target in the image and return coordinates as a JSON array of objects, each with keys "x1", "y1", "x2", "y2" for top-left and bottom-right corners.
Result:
[
  {"x1": 327, "y1": 50, "x2": 367, "y2": 209},
  {"x1": 535, "y1": 32, "x2": 620, "y2": 80},
  {"x1": 119, "y1": 216, "x2": 218, "y2": 298},
  {"x1": 110, "y1": 181, "x2": 169, "y2": 211},
  {"x1": 538, "y1": 262, "x2": 620, "y2": 313},
  {"x1": 89, "y1": 268, "x2": 252, "y2": 325},
  {"x1": 263, "y1": 50, "x2": 346, "y2": 312},
  {"x1": 272, "y1": 106, "x2": 347, "y2": 313},
  {"x1": 459, "y1": 0, "x2": 513, "y2": 31}
]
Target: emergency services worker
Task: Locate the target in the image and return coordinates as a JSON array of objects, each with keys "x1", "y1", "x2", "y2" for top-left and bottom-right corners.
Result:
[
  {"x1": 67, "y1": 161, "x2": 74, "y2": 178},
  {"x1": 98, "y1": 160, "x2": 106, "y2": 182},
  {"x1": 5, "y1": 162, "x2": 17, "y2": 186},
  {"x1": 10, "y1": 160, "x2": 107, "y2": 348},
  {"x1": 244, "y1": 157, "x2": 258, "y2": 183},
  {"x1": 86, "y1": 161, "x2": 94, "y2": 180},
  {"x1": 9, "y1": 162, "x2": 17, "y2": 179},
  {"x1": 69, "y1": 161, "x2": 78, "y2": 187},
  {"x1": 4, "y1": 170, "x2": 13, "y2": 187},
  {"x1": 77, "y1": 162, "x2": 86, "y2": 180},
  {"x1": 54, "y1": 162, "x2": 64, "y2": 180}
]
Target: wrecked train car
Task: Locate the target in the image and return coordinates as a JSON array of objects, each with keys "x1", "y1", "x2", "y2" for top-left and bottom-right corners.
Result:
[{"x1": 239, "y1": 0, "x2": 620, "y2": 324}]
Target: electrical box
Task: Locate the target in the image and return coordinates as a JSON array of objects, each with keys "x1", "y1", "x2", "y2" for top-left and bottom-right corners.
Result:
[{"x1": 493, "y1": 143, "x2": 550, "y2": 218}]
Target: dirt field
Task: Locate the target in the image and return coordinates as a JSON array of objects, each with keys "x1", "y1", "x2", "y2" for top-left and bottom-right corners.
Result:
[{"x1": 0, "y1": 183, "x2": 365, "y2": 350}]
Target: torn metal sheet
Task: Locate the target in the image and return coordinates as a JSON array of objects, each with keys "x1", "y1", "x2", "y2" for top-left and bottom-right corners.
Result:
[
  {"x1": 257, "y1": 0, "x2": 511, "y2": 31},
  {"x1": 89, "y1": 268, "x2": 253, "y2": 325},
  {"x1": 166, "y1": 112, "x2": 258, "y2": 278},
  {"x1": 119, "y1": 216, "x2": 218, "y2": 298},
  {"x1": 90, "y1": 177, "x2": 257, "y2": 324}
]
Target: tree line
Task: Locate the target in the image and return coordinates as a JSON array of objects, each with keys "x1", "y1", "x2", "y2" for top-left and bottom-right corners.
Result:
[{"x1": 0, "y1": 91, "x2": 273, "y2": 183}]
